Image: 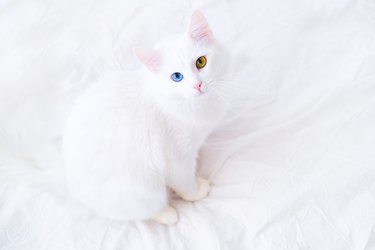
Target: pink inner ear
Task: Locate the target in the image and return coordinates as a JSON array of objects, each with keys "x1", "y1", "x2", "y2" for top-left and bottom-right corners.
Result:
[
  {"x1": 134, "y1": 48, "x2": 161, "y2": 72},
  {"x1": 188, "y1": 11, "x2": 213, "y2": 42}
]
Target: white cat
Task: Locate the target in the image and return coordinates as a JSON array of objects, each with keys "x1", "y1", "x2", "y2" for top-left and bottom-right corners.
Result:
[{"x1": 63, "y1": 11, "x2": 235, "y2": 225}]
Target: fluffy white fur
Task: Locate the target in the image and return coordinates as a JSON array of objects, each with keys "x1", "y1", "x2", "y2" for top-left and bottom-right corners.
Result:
[{"x1": 62, "y1": 11, "x2": 235, "y2": 225}]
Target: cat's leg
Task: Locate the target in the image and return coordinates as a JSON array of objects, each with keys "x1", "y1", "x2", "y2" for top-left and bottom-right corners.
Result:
[
  {"x1": 153, "y1": 205, "x2": 178, "y2": 225},
  {"x1": 167, "y1": 158, "x2": 211, "y2": 202},
  {"x1": 176, "y1": 177, "x2": 211, "y2": 202}
]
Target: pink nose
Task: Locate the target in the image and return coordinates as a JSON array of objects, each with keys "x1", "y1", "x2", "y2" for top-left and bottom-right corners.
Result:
[{"x1": 194, "y1": 81, "x2": 202, "y2": 93}]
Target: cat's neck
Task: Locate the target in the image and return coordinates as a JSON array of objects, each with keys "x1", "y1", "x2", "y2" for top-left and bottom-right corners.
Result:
[{"x1": 149, "y1": 92, "x2": 225, "y2": 129}]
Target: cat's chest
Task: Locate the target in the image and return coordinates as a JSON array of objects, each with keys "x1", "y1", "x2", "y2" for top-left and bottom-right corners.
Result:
[{"x1": 164, "y1": 120, "x2": 210, "y2": 154}]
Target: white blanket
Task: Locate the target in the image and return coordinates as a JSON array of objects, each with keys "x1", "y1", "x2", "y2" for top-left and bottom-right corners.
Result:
[{"x1": 1, "y1": 0, "x2": 375, "y2": 249}]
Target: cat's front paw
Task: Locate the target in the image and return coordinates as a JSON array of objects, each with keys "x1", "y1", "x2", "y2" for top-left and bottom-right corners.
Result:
[
  {"x1": 153, "y1": 205, "x2": 178, "y2": 226},
  {"x1": 179, "y1": 177, "x2": 211, "y2": 202}
]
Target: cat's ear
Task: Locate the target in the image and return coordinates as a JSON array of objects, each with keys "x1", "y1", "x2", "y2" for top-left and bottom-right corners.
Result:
[
  {"x1": 188, "y1": 10, "x2": 213, "y2": 43},
  {"x1": 134, "y1": 48, "x2": 161, "y2": 72}
]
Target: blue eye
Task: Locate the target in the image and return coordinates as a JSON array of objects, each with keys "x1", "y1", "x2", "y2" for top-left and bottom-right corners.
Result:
[{"x1": 171, "y1": 72, "x2": 184, "y2": 82}]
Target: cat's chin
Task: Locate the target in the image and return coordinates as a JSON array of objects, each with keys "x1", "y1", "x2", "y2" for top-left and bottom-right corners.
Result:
[
  {"x1": 194, "y1": 91, "x2": 204, "y2": 97},
  {"x1": 158, "y1": 95, "x2": 228, "y2": 125}
]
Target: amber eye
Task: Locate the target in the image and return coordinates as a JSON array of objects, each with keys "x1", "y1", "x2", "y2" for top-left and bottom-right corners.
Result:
[{"x1": 196, "y1": 56, "x2": 207, "y2": 69}]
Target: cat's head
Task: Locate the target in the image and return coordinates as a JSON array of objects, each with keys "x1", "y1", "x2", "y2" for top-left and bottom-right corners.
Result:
[{"x1": 135, "y1": 11, "x2": 234, "y2": 123}]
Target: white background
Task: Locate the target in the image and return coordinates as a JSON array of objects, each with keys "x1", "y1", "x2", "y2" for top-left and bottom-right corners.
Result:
[{"x1": 1, "y1": 0, "x2": 375, "y2": 249}]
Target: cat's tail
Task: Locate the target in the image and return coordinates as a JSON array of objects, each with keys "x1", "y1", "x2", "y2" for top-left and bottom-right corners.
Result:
[{"x1": 69, "y1": 177, "x2": 168, "y2": 221}]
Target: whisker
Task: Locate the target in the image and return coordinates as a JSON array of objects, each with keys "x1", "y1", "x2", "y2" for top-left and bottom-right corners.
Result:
[
  {"x1": 210, "y1": 88, "x2": 233, "y2": 107},
  {"x1": 211, "y1": 83, "x2": 250, "y2": 94}
]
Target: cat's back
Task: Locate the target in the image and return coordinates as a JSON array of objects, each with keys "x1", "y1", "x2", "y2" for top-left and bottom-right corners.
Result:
[
  {"x1": 63, "y1": 71, "x2": 162, "y2": 181},
  {"x1": 67, "y1": 71, "x2": 153, "y2": 127},
  {"x1": 62, "y1": 71, "x2": 168, "y2": 219},
  {"x1": 77, "y1": 71, "x2": 144, "y2": 113}
]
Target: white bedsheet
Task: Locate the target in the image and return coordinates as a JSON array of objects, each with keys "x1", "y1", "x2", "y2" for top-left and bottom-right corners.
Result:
[{"x1": 1, "y1": 0, "x2": 375, "y2": 249}]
